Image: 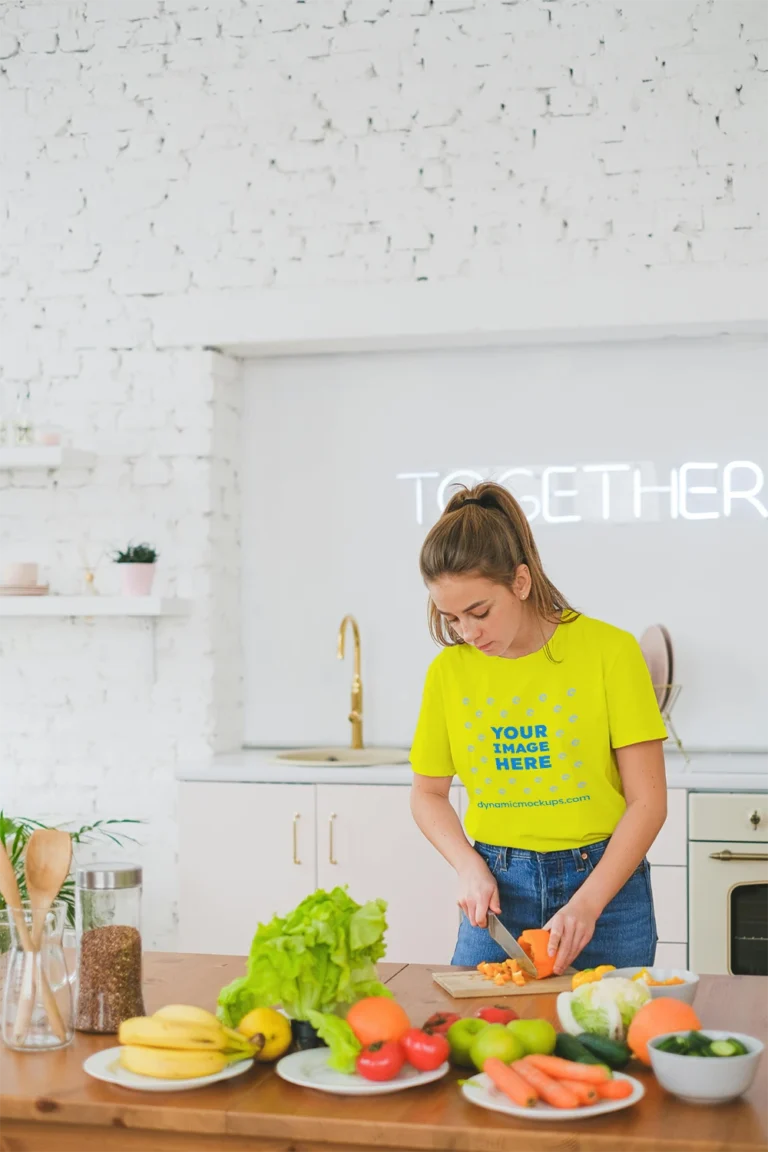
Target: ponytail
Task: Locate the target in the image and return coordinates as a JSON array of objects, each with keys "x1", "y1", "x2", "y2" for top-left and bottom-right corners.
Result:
[{"x1": 419, "y1": 481, "x2": 578, "y2": 648}]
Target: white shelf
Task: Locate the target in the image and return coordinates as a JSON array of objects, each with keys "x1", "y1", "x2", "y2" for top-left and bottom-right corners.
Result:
[
  {"x1": 0, "y1": 447, "x2": 95, "y2": 470},
  {"x1": 0, "y1": 597, "x2": 191, "y2": 617}
]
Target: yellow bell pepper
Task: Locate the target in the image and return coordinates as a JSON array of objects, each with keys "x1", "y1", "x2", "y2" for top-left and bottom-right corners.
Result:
[{"x1": 571, "y1": 964, "x2": 616, "y2": 990}]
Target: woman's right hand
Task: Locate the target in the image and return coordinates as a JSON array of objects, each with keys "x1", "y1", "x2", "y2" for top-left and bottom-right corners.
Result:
[{"x1": 458, "y1": 855, "x2": 501, "y2": 928}]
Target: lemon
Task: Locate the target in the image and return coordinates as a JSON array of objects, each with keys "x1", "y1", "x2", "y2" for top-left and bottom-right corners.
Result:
[{"x1": 237, "y1": 1007, "x2": 292, "y2": 1062}]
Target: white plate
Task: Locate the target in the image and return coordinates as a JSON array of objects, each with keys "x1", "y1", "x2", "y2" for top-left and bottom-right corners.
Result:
[
  {"x1": 462, "y1": 1069, "x2": 645, "y2": 1121},
  {"x1": 276, "y1": 1048, "x2": 449, "y2": 1095},
  {"x1": 83, "y1": 1047, "x2": 254, "y2": 1093},
  {"x1": 639, "y1": 624, "x2": 671, "y2": 711}
]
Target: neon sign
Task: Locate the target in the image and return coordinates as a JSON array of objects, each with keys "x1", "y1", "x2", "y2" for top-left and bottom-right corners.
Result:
[{"x1": 396, "y1": 462, "x2": 767, "y2": 526}]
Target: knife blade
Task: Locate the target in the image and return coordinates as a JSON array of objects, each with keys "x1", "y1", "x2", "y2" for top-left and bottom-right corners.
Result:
[{"x1": 486, "y1": 913, "x2": 539, "y2": 978}]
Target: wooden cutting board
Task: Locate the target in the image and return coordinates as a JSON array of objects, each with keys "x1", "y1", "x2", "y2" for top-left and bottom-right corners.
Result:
[{"x1": 432, "y1": 969, "x2": 575, "y2": 999}]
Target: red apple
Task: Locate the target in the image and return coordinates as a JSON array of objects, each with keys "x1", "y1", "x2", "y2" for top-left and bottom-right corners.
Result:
[
  {"x1": 474, "y1": 1005, "x2": 519, "y2": 1025},
  {"x1": 421, "y1": 1011, "x2": 461, "y2": 1036}
]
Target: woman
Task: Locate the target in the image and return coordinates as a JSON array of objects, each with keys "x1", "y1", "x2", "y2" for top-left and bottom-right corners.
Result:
[{"x1": 410, "y1": 481, "x2": 667, "y2": 975}]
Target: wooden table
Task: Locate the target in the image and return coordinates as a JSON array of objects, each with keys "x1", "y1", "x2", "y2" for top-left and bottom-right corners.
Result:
[{"x1": 1, "y1": 953, "x2": 766, "y2": 1152}]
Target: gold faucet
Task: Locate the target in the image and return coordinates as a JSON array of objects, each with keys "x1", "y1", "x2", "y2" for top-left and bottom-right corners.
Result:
[{"x1": 337, "y1": 615, "x2": 363, "y2": 750}]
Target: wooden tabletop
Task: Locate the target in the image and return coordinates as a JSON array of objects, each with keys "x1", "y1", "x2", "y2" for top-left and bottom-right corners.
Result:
[{"x1": 1, "y1": 953, "x2": 766, "y2": 1152}]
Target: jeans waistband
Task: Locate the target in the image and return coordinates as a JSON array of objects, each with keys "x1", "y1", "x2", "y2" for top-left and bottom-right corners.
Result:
[{"x1": 474, "y1": 836, "x2": 610, "y2": 874}]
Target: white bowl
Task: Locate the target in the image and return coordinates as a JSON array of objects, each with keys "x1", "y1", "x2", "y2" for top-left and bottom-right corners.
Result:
[
  {"x1": 604, "y1": 967, "x2": 699, "y2": 1005},
  {"x1": 649, "y1": 1030, "x2": 764, "y2": 1105}
]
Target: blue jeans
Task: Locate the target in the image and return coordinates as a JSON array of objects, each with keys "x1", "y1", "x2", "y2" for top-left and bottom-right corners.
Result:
[{"x1": 452, "y1": 837, "x2": 657, "y2": 969}]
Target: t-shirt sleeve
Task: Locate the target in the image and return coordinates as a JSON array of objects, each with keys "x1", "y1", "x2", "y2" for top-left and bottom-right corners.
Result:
[
  {"x1": 606, "y1": 633, "x2": 668, "y2": 749},
  {"x1": 410, "y1": 657, "x2": 456, "y2": 777}
]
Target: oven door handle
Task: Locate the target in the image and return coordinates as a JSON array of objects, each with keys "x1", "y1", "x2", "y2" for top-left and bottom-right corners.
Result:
[{"x1": 709, "y1": 850, "x2": 768, "y2": 861}]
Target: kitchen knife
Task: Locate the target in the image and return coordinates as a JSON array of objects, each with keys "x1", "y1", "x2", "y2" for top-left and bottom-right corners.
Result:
[{"x1": 486, "y1": 913, "x2": 539, "y2": 978}]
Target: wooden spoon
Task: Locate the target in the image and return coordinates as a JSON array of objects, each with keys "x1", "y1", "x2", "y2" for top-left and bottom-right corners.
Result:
[
  {"x1": 0, "y1": 840, "x2": 34, "y2": 951},
  {"x1": 14, "y1": 830, "x2": 72, "y2": 1044},
  {"x1": 25, "y1": 829, "x2": 73, "y2": 949}
]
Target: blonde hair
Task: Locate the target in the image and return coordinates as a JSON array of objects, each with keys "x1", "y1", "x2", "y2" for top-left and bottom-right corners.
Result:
[{"x1": 419, "y1": 481, "x2": 578, "y2": 647}]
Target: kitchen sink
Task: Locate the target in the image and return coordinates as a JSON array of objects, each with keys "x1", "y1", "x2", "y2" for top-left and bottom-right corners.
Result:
[{"x1": 273, "y1": 747, "x2": 411, "y2": 768}]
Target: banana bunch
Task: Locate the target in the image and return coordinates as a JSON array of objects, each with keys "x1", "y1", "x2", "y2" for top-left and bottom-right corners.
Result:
[{"x1": 118, "y1": 1004, "x2": 262, "y2": 1081}]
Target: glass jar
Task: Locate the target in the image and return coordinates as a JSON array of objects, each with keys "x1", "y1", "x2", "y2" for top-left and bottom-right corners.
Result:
[
  {"x1": 74, "y1": 862, "x2": 146, "y2": 1034},
  {"x1": 1, "y1": 901, "x2": 76, "y2": 1051}
]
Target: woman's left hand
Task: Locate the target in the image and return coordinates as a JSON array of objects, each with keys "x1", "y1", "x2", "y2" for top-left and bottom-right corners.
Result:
[{"x1": 543, "y1": 895, "x2": 600, "y2": 976}]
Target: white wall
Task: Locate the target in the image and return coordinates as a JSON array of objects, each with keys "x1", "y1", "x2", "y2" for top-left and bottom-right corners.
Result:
[
  {"x1": 1, "y1": 0, "x2": 766, "y2": 945},
  {"x1": 242, "y1": 336, "x2": 768, "y2": 752}
]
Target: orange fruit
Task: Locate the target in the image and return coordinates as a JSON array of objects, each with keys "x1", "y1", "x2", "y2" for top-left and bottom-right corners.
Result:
[
  {"x1": 346, "y1": 996, "x2": 410, "y2": 1046},
  {"x1": 627, "y1": 998, "x2": 701, "y2": 1065}
]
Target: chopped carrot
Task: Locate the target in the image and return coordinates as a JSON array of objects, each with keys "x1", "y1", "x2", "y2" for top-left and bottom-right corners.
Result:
[
  {"x1": 484, "y1": 1058, "x2": 538, "y2": 1108},
  {"x1": 595, "y1": 1078, "x2": 634, "y2": 1100},
  {"x1": 525, "y1": 1054, "x2": 611, "y2": 1083},
  {"x1": 476, "y1": 958, "x2": 533, "y2": 986},
  {"x1": 514, "y1": 1059, "x2": 581, "y2": 1109},
  {"x1": 559, "y1": 1079, "x2": 598, "y2": 1105}
]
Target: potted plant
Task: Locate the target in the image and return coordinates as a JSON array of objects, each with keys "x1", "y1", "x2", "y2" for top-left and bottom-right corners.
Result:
[{"x1": 113, "y1": 542, "x2": 158, "y2": 597}]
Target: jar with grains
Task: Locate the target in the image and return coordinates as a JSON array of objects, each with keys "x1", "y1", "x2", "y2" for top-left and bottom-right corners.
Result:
[{"x1": 74, "y1": 862, "x2": 145, "y2": 1034}]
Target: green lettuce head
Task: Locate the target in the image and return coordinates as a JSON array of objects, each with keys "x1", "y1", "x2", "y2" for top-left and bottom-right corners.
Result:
[{"x1": 558, "y1": 978, "x2": 650, "y2": 1041}]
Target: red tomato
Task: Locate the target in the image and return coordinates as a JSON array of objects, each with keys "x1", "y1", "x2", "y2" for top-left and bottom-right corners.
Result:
[
  {"x1": 401, "y1": 1028, "x2": 451, "y2": 1072},
  {"x1": 421, "y1": 1011, "x2": 461, "y2": 1036},
  {"x1": 474, "y1": 1005, "x2": 519, "y2": 1025},
  {"x1": 356, "y1": 1040, "x2": 406, "y2": 1082}
]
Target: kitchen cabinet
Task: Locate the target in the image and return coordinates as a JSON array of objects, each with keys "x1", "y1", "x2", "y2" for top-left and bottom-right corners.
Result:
[
  {"x1": 178, "y1": 783, "x2": 316, "y2": 955},
  {"x1": 179, "y1": 779, "x2": 692, "y2": 966},
  {"x1": 650, "y1": 865, "x2": 687, "y2": 944},
  {"x1": 648, "y1": 789, "x2": 686, "y2": 867},
  {"x1": 654, "y1": 942, "x2": 688, "y2": 968},
  {"x1": 178, "y1": 782, "x2": 462, "y2": 964},
  {"x1": 316, "y1": 785, "x2": 462, "y2": 964}
]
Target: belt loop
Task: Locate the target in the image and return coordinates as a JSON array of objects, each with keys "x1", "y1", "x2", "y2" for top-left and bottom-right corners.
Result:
[
  {"x1": 499, "y1": 846, "x2": 508, "y2": 872},
  {"x1": 572, "y1": 847, "x2": 586, "y2": 872}
]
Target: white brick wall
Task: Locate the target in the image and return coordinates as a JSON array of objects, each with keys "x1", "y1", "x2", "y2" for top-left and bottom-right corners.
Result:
[{"x1": 0, "y1": 0, "x2": 765, "y2": 949}]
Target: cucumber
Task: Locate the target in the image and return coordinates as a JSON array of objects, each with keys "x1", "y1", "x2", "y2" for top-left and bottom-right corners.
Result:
[
  {"x1": 709, "y1": 1039, "x2": 747, "y2": 1057},
  {"x1": 554, "y1": 1033, "x2": 606, "y2": 1065},
  {"x1": 576, "y1": 1032, "x2": 631, "y2": 1069}
]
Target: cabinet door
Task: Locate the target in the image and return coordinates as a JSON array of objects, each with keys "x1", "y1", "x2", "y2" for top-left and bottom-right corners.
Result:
[
  {"x1": 648, "y1": 789, "x2": 687, "y2": 866},
  {"x1": 316, "y1": 785, "x2": 461, "y2": 966},
  {"x1": 179, "y1": 782, "x2": 316, "y2": 956},
  {"x1": 655, "y1": 942, "x2": 688, "y2": 968},
  {"x1": 650, "y1": 864, "x2": 687, "y2": 944}
]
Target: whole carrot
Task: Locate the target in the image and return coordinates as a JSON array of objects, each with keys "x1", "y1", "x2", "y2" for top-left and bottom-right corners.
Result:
[
  {"x1": 595, "y1": 1078, "x2": 634, "y2": 1100},
  {"x1": 514, "y1": 1059, "x2": 581, "y2": 1109},
  {"x1": 525, "y1": 1053, "x2": 611, "y2": 1083},
  {"x1": 559, "y1": 1079, "x2": 598, "y2": 1105},
  {"x1": 483, "y1": 1058, "x2": 537, "y2": 1108}
]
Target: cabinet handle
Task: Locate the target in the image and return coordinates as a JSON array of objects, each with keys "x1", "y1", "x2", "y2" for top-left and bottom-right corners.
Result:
[
  {"x1": 709, "y1": 850, "x2": 768, "y2": 862},
  {"x1": 329, "y1": 812, "x2": 338, "y2": 865},
  {"x1": 292, "y1": 813, "x2": 301, "y2": 866}
]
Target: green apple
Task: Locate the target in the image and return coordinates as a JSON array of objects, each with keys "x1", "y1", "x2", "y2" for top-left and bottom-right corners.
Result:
[
  {"x1": 469, "y1": 1023, "x2": 525, "y2": 1071},
  {"x1": 446, "y1": 1018, "x2": 489, "y2": 1067},
  {"x1": 506, "y1": 1018, "x2": 557, "y2": 1056}
]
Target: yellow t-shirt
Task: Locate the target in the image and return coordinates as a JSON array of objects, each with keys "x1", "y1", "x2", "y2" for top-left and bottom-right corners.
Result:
[{"x1": 410, "y1": 615, "x2": 666, "y2": 852}]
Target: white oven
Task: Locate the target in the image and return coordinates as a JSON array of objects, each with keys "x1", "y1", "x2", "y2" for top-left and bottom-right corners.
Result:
[{"x1": 689, "y1": 792, "x2": 768, "y2": 976}]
